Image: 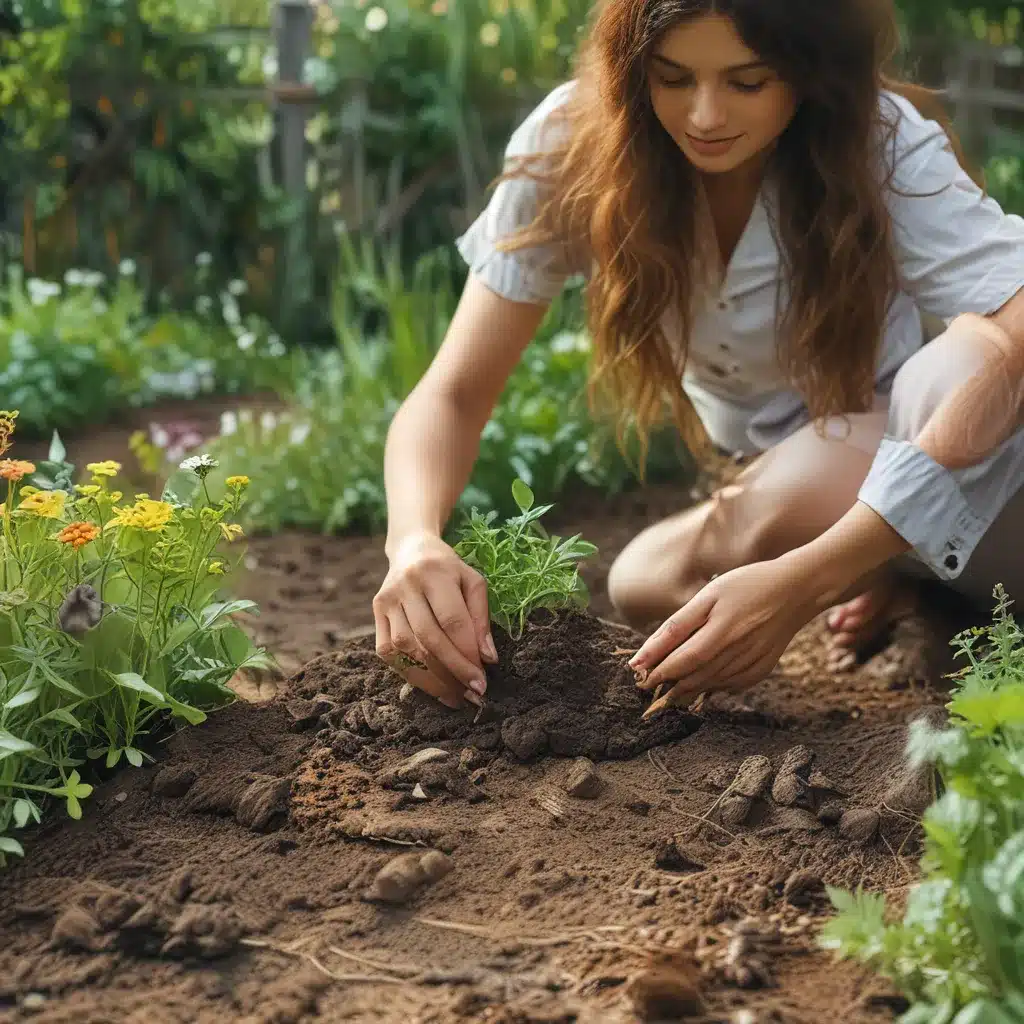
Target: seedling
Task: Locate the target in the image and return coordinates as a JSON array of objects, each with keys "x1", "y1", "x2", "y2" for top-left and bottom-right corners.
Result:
[{"x1": 454, "y1": 478, "x2": 598, "y2": 639}]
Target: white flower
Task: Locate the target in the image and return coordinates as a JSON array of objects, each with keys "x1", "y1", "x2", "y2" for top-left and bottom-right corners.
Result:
[
  {"x1": 150, "y1": 425, "x2": 170, "y2": 449},
  {"x1": 228, "y1": 279, "x2": 247, "y2": 296},
  {"x1": 179, "y1": 453, "x2": 220, "y2": 477},
  {"x1": 195, "y1": 295, "x2": 214, "y2": 315},
  {"x1": 81, "y1": 271, "x2": 105, "y2": 289},
  {"x1": 118, "y1": 259, "x2": 136, "y2": 276},
  {"x1": 64, "y1": 269, "x2": 85, "y2": 287},
  {"x1": 220, "y1": 411, "x2": 238, "y2": 436},
  {"x1": 195, "y1": 252, "x2": 213, "y2": 267},
  {"x1": 479, "y1": 21, "x2": 500, "y2": 46},
  {"x1": 27, "y1": 279, "x2": 60, "y2": 305},
  {"x1": 364, "y1": 6, "x2": 388, "y2": 31},
  {"x1": 268, "y1": 338, "x2": 286, "y2": 358},
  {"x1": 221, "y1": 295, "x2": 241, "y2": 326},
  {"x1": 289, "y1": 422, "x2": 312, "y2": 446},
  {"x1": 236, "y1": 331, "x2": 256, "y2": 352},
  {"x1": 260, "y1": 411, "x2": 278, "y2": 433}
]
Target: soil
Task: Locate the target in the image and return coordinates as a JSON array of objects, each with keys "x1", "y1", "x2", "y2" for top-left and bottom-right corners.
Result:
[{"x1": 0, "y1": 402, "x2": 983, "y2": 1024}]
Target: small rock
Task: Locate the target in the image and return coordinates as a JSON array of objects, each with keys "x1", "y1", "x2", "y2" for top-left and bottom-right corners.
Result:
[
  {"x1": 21, "y1": 993, "x2": 46, "y2": 1011},
  {"x1": 152, "y1": 766, "x2": 197, "y2": 799},
  {"x1": 818, "y1": 801, "x2": 845, "y2": 826},
  {"x1": 50, "y1": 907, "x2": 104, "y2": 953},
  {"x1": 626, "y1": 950, "x2": 703, "y2": 1020},
  {"x1": 398, "y1": 683, "x2": 416, "y2": 704},
  {"x1": 379, "y1": 748, "x2": 450, "y2": 787},
  {"x1": 563, "y1": 758, "x2": 603, "y2": 799},
  {"x1": 114, "y1": 792, "x2": 128, "y2": 803},
  {"x1": 235, "y1": 776, "x2": 291, "y2": 832},
  {"x1": 411, "y1": 784, "x2": 428, "y2": 801},
  {"x1": 732, "y1": 755, "x2": 773, "y2": 798},
  {"x1": 720, "y1": 794, "x2": 753, "y2": 825},
  {"x1": 778, "y1": 745, "x2": 813, "y2": 776},
  {"x1": 771, "y1": 771, "x2": 803, "y2": 807},
  {"x1": 533, "y1": 786, "x2": 568, "y2": 822},
  {"x1": 654, "y1": 838, "x2": 704, "y2": 873},
  {"x1": 839, "y1": 808, "x2": 880, "y2": 843},
  {"x1": 783, "y1": 869, "x2": 823, "y2": 907},
  {"x1": 808, "y1": 770, "x2": 843, "y2": 794},
  {"x1": 367, "y1": 850, "x2": 452, "y2": 905}
]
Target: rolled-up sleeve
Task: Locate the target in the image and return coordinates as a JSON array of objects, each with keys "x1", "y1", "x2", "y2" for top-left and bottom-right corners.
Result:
[
  {"x1": 456, "y1": 81, "x2": 583, "y2": 304},
  {"x1": 856, "y1": 95, "x2": 1024, "y2": 579}
]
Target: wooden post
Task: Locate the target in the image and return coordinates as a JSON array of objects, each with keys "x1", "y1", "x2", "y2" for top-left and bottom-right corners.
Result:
[{"x1": 273, "y1": 0, "x2": 314, "y2": 332}]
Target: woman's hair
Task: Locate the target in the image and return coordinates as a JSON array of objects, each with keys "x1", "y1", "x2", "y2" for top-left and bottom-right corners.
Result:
[{"x1": 496, "y1": 0, "x2": 972, "y2": 463}]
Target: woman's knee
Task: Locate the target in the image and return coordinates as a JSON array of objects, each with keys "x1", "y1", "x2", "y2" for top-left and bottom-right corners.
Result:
[{"x1": 888, "y1": 320, "x2": 991, "y2": 440}]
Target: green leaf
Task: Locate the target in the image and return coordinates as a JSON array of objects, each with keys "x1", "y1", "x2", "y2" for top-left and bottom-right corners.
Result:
[
  {"x1": 106, "y1": 747, "x2": 122, "y2": 769},
  {"x1": 39, "y1": 707, "x2": 84, "y2": 729},
  {"x1": 48, "y1": 429, "x2": 66, "y2": 463},
  {"x1": 111, "y1": 672, "x2": 167, "y2": 705},
  {"x1": 4, "y1": 686, "x2": 42, "y2": 709},
  {"x1": 125, "y1": 747, "x2": 144, "y2": 768},
  {"x1": 164, "y1": 693, "x2": 208, "y2": 726},
  {"x1": 13, "y1": 799, "x2": 33, "y2": 828},
  {"x1": 511, "y1": 478, "x2": 534, "y2": 513},
  {"x1": 0, "y1": 837, "x2": 24, "y2": 858},
  {"x1": 0, "y1": 730, "x2": 38, "y2": 760}
]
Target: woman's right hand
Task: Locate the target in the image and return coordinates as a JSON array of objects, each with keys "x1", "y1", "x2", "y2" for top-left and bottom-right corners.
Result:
[{"x1": 373, "y1": 531, "x2": 498, "y2": 709}]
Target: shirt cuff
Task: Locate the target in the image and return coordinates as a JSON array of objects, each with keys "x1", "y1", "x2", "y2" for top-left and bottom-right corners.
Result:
[{"x1": 856, "y1": 437, "x2": 988, "y2": 580}]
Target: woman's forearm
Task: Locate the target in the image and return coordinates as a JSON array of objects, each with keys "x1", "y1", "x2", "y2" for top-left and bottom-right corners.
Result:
[{"x1": 383, "y1": 388, "x2": 483, "y2": 559}]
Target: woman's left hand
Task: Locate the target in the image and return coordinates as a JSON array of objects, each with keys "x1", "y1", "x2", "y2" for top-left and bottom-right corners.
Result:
[{"x1": 629, "y1": 556, "x2": 825, "y2": 717}]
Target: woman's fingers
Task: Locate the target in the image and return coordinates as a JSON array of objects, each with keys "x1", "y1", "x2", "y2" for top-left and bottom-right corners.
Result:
[
  {"x1": 460, "y1": 566, "x2": 498, "y2": 664},
  {"x1": 382, "y1": 607, "x2": 468, "y2": 709},
  {"x1": 401, "y1": 593, "x2": 488, "y2": 695},
  {"x1": 630, "y1": 590, "x2": 715, "y2": 675}
]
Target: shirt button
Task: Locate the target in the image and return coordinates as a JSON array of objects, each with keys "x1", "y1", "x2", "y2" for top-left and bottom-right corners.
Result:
[{"x1": 944, "y1": 554, "x2": 959, "y2": 571}]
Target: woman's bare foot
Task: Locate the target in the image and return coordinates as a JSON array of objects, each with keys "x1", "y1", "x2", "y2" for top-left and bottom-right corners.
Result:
[{"x1": 825, "y1": 572, "x2": 918, "y2": 671}]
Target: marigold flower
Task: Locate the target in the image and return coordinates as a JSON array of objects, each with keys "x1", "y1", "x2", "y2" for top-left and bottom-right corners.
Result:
[
  {"x1": 109, "y1": 498, "x2": 174, "y2": 532},
  {"x1": 207, "y1": 560, "x2": 225, "y2": 575},
  {"x1": 86, "y1": 460, "x2": 121, "y2": 478},
  {"x1": 0, "y1": 411, "x2": 17, "y2": 457},
  {"x1": 58, "y1": 521, "x2": 100, "y2": 550},
  {"x1": 19, "y1": 490, "x2": 67, "y2": 519},
  {"x1": 74, "y1": 484, "x2": 101, "y2": 496},
  {"x1": 0, "y1": 459, "x2": 35, "y2": 482},
  {"x1": 225, "y1": 475, "x2": 250, "y2": 489},
  {"x1": 219, "y1": 522, "x2": 244, "y2": 542}
]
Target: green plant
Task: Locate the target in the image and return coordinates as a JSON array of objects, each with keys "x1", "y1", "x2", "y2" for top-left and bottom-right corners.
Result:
[
  {"x1": 821, "y1": 584, "x2": 1024, "y2": 1021},
  {"x1": 453, "y1": 478, "x2": 597, "y2": 638},
  {"x1": 0, "y1": 258, "x2": 292, "y2": 437},
  {"x1": 0, "y1": 411, "x2": 270, "y2": 864},
  {"x1": 987, "y1": 148, "x2": 1024, "y2": 217}
]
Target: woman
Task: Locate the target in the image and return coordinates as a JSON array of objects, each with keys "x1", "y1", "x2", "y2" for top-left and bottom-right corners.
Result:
[{"x1": 373, "y1": 0, "x2": 1024, "y2": 714}]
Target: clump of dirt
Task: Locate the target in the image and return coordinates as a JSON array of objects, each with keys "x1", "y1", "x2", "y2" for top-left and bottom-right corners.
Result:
[{"x1": 290, "y1": 612, "x2": 702, "y2": 764}]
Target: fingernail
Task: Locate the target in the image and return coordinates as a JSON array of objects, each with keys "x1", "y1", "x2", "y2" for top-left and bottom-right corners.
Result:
[
  {"x1": 468, "y1": 678, "x2": 486, "y2": 696},
  {"x1": 483, "y1": 635, "x2": 498, "y2": 662},
  {"x1": 463, "y1": 689, "x2": 483, "y2": 707}
]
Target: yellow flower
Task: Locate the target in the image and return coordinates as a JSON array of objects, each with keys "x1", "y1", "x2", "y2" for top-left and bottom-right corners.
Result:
[
  {"x1": 225, "y1": 475, "x2": 250, "y2": 489},
  {"x1": 219, "y1": 522, "x2": 244, "y2": 542},
  {"x1": 19, "y1": 490, "x2": 67, "y2": 519},
  {"x1": 58, "y1": 521, "x2": 100, "y2": 550},
  {"x1": 0, "y1": 459, "x2": 35, "y2": 482},
  {"x1": 109, "y1": 491, "x2": 123, "y2": 503},
  {"x1": 86, "y1": 460, "x2": 121, "y2": 478},
  {"x1": 74, "y1": 484, "x2": 101, "y2": 496},
  {"x1": 0, "y1": 411, "x2": 17, "y2": 458},
  {"x1": 19, "y1": 485, "x2": 39, "y2": 497},
  {"x1": 207, "y1": 560, "x2": 225, "y2": 575},
  {"x1": 109, "y1": 498, "x2": 174, "y2": 532}
]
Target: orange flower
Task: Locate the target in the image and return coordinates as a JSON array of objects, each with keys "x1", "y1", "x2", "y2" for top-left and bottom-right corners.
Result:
[
  {"x1": 57, "y1": 521, "x2": 100, "y2": 550},
  {"x1": 0, "y1": 459, "x2": 35, "y2": 482}
]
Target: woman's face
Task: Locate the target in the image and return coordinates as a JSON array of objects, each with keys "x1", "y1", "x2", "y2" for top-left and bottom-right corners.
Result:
[{"x1": 648, "y1": 14, "x2": 799, "y2": 176}]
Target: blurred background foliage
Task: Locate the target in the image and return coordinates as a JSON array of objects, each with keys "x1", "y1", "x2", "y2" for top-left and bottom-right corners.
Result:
[{"x1": 0, "y1": 0, "x2": 1020, "y2": 525}]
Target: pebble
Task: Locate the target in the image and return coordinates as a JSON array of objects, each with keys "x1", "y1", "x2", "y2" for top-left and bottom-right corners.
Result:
[
  {"x1": 720, "y1": 793, "x2": 753, "y2": 825},
  {"x1": 367, "y1": 849, "x2": 454, "y2": 905},
  {"x1": 626, "y1": 950, "x2": 703, "y2": 1021},
  {"x1": 771, "y1": 771, "x2": 802, "y2": 807},
  {"x1": 732, "y1": 755, "x2": 773, "y2": 799},
  {"x1": 563, "y1": 757, "x2": 603, "y2": 799},
  {"x1": 21, "y1": 993, "x2": 46, "y2": 1011},
  {"x1": 839, "y1": 808, "x2": 880, "y2": 843}
]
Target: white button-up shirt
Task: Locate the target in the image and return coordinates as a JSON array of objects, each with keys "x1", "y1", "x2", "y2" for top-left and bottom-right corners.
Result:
[{"x1": 457, "y1": 81, "x2": 1024, "y2": 580}]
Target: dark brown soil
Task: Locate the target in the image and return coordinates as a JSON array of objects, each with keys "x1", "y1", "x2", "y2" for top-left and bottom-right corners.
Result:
[{"x1": 0, "y1": 402, "x2": 980, "y2": 1024}]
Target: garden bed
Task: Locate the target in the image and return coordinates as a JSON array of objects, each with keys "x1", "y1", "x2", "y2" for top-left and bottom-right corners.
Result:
[{"x1": 0, "y1": 406, "x2": 978, "y2": 1023}]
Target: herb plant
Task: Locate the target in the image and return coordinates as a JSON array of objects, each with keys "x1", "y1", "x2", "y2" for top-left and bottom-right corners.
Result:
[
  {"x1": 0, "y1": 411, "x2": 270, "y2": 865},
  {"x1": 821, "y1": 585, "x2": 1024, "y2": 1022},
  {"x1": 453, "y1": 478, "x2": 597, "y2": 639}
]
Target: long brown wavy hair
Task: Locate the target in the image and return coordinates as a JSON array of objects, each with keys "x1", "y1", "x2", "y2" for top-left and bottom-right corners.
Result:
[{"x1": 496, "y1": 0, "x2": 973, "y2": 463}]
